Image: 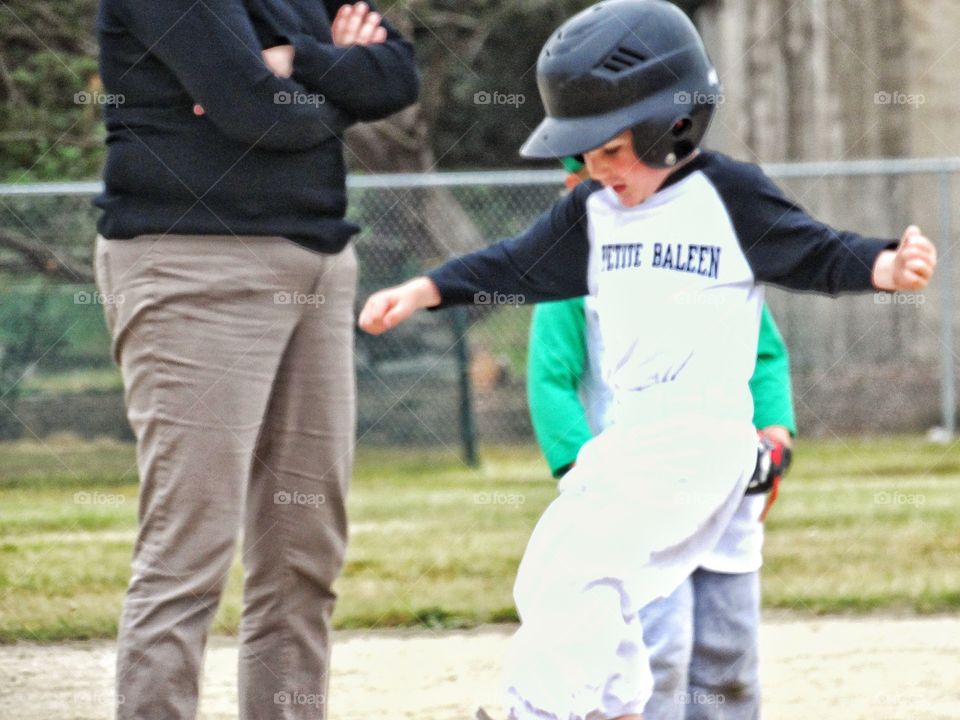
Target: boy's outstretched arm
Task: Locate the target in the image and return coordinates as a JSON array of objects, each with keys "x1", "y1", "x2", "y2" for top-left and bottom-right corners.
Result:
[
  {"x1": 359, "y1": 276, "x2": 440, "y2": 335},
  {"x1": 701, "y1": 156, "x2": 937, "y2": 294},
  {"x1": 359, "y1": 181, "x2": 596, "y2": 334},
  {"x1": 871, "y1": 225, "x2": 937, "y2": 291}
]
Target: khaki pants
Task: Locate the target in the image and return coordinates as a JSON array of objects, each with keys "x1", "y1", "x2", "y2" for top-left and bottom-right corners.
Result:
[{"x1": 94, "y1": 234, "x2": 357, "y2": 719}]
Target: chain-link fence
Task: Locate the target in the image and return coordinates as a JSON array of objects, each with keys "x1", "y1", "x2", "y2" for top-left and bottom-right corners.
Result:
[{"x1": 0, "y1": 160, "x2": 956, "y2": 463}]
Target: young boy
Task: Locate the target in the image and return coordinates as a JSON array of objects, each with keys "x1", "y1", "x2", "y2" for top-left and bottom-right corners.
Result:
[{"x1": 359, "y1": 1, "x2": 936, "y2": 718}]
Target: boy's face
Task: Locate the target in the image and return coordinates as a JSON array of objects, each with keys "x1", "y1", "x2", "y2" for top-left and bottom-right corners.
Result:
[{"x1": 583, "y1": 130, "x2": 676, "y2": 208}]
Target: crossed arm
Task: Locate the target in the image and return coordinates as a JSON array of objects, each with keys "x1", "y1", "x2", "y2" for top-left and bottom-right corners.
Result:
[
  {"x1": 187, "y1": 2, "x2": 418, "y2": 124},
  {"x1": 256, "y1": 2, "x2": 420, "y2": 121}
]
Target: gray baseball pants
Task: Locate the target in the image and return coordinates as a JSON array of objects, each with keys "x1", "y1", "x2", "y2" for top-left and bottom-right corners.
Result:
[{"x1": 642, "y1": 568, "x2": 761, "y2": 720}]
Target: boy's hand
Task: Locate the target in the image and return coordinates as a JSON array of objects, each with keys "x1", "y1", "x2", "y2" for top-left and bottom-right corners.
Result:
[
  {"x1": 332, "y1": 2, "x2": 388, "y2": 46},
  {"x1": 758, "y1": 425, "x2": 792, "y2": 448},
  {"x1": 872, "y1": 225, "x2": 937, "y2": 291},
  {"x1": 358, "y1": 277, "x2": 441, "y2": 335}
]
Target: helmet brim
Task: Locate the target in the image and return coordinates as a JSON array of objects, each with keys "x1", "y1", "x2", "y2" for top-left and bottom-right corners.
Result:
[
  {"x1": 520, "y1": 115, "x2": 628, "y2": 159},
  {"x1": 520, "y1": 85, "x2": 711, "y2": 160},
  {"x1": 519, "y1": 97, "x2": 671, "y2": 159}
]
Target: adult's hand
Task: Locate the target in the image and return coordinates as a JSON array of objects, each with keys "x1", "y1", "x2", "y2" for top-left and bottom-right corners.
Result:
[
  {"x1": 262, "y1": 45, "x2": 295, "y2": 78},
  {"x1": 332, "y1": 2, "x2": 388, "y2": 46}
]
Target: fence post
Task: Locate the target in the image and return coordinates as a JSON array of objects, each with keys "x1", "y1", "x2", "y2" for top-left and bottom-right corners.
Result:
[
  {"x1": 451, "y1": 307, "x2": 479, "y2": 466},
  {"x1": 938, "y1": 170, "x2": 956, "y2": 436}
]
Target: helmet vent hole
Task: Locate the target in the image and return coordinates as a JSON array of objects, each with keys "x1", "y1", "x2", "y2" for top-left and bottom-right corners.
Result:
[
  {"x1": 674, "y1": 140, "x2": 695, "y2": 159},
  {"x1": 600, "y1": 46, "x2": 647, "y2": 73},
  {"x1": 672, "y1": 117, "x2": 693, "y2": 137}
]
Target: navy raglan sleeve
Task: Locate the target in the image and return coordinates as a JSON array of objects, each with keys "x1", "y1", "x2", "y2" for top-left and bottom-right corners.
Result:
[
  {"x1": 426, "y1": 182, "x2": 595, "y2": 308},
  {"x1": 703, "y1": 156, "x2": 897, "y2": 294}
]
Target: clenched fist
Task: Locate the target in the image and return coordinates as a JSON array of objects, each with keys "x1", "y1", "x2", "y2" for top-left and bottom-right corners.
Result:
[
  {"x1": 358, "y1": 277, "x2": 441, "y2": 335},
  {"x1": 872, "y1": 225, "x2": 937, "y2": 292}
]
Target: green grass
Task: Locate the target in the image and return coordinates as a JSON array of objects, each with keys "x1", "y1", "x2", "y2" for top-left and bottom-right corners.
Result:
[
  {"x1": 1, "y1": 435, "x2": 959, "y2": 643},
  {"x1": 19, "y1": 367, "x2": 124, "y2": 396}
]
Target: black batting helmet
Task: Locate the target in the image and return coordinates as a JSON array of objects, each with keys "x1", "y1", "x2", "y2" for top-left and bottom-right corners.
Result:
[{"x1": 520, "y1": 0, "x2": 720, "y2": 168}]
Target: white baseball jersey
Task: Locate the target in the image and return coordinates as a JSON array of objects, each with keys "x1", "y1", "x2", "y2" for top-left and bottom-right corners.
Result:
[{"x1": 580, "y1": 292, "x2": 768, "y2": 573}]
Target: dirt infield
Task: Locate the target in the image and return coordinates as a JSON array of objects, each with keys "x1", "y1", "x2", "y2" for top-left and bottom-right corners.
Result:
[{"x1": 2, "y1": 616, "x2": 959, "y2": 719}]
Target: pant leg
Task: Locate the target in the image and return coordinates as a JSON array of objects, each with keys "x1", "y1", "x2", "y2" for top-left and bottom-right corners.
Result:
[
  {"x1": 685, "y1": 569, "x2": 761, "y2": 720},
  {"x1": 504, "y1": 418, "x2": 757, "y2": 720},
  {"x1": 95, "y1": 234, "x2": 318, "y2": 720},
  {"x1": 238, "y1": 246, "x2": 358, "y2": 719},
  {"x1": 640, "y1": 578, "x2": 694, "y2": 720}
]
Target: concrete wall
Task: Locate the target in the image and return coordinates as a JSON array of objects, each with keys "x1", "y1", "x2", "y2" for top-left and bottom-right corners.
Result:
[{"x1": 694, "y1": 0, "x2": 960, "y2": 434}]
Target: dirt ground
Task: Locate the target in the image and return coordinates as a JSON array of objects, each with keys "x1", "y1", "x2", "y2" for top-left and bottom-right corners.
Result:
[{"x1": 2, "y1": 616, "x2": 959, "y2": 719}]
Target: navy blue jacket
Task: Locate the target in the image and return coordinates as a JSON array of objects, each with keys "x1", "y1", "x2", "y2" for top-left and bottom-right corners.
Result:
[{"x1": 95, "y1": 0, "x2": 420, "y2": 253}]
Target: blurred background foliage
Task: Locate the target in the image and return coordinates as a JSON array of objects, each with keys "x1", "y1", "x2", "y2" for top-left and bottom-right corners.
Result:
[{"x1": 0, "y1": 0, "x2": 703, "y2": 180}]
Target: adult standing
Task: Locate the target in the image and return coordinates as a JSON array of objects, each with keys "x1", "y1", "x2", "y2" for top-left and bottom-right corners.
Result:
[{"x1": 92, "y1": 2, "x2": 419, "y2": 718}]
